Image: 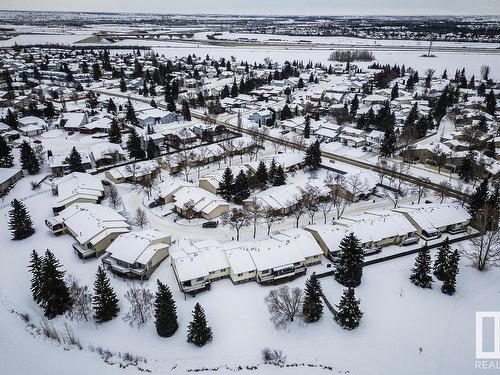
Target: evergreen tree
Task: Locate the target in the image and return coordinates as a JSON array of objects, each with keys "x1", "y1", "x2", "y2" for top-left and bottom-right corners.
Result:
[
  {"x1": 302, "y1": 274, "x2": 323, "y2": 323},
  {"x1": 485, "y1": 89, "x2": 497, "y2": 116},
  {"x1": 154, "y1": 280, "x2": 178, "y2": 337},
  {"x1": 233, "y1": 170, "x2": 250, "y2": 204},
  {"x1": 125, "y1": 99, "x2": 137, "y2": 124},
  {"x1": 146, "y1": 138, "x2": 160, "y2": 160},
  {"x1": 335, "y1": 288, "x2": 363, "y2": 330},
  {"x1": 304, "y1": 116, "x2": 311, "y2": 139},
  {"x1": 93, "y1": 266, "x2": 119, "y2": 323},
  {"x1": 268, "y1": 159, "x2": 277, "y2": 182},
  {"x1": 410, "y1": 244, "x2": 433, "y2": 288},
  {"x1": 106, "y1": 98, "x2": 117, "y2": 113},
  {"x1": 349, "y1": 94, "x2": 359, "y2": 117},
  {"x1": 181, "y1": 100, "x2": 191, "y2": 121},
  {"x1": 305, "y1": 140, "x2": 322, "y2": 171},
  {"x1": 379, "y1": 126, "x2": 397, "y2": 157},
  {"x1": 484, "y1": 140, "x2": 496, "y2": 159},
  {"x1": 68, "y1": 146, "x2": 85, "y2": 173},
  {"x1": 28, "y1": 249, "x2": 42, "y2": 304},
  {"x1": 44, "y1": 101, "x2": 55, "y2": 118},
  {"x1": 390, "y1": 83, "x2": 399, "y2": 100},
  {"x1": 255, "y1": 161, "x2": 268, "y2": 186},
  {"x1": 433, "y1": 237, "x2": 450, "y2": 281},
  {"x1": 457, "y1": 150, "x2": 476, "y2": 182},
  {"x1": 335, "y1": 233, "x2": 364, "y2": 287},
  {"x1": 8, "y1": 199, "x2": 35, "y2": 240},
  {"x1": 38, "y1": 250, "x2": 72, "y2": 319},
  {"x1": 441, "y1": 249, "x2": 460, "y2": 296},
  {"x1": 126, "y1": 128, "x2": 145, "y2": 159},
  {"x1": 119, "y1": 77, "x2": 127, "y2": 92},
  {"x1": 108, "y1": 118, "x2": 122, "y2": 144},
  {"x1": 187, "y1": 303, "x2": 213, "y2": 347},
  {"x1": 20, "y1": 140, "x2": 40, "y2": 174},
  {"x1": 5, "y1": 109, "x2": 18, "y2": 129},
  {"x1": 272, "y1": 165, "x2": 286, "y2": 186},
  {"x1": 219, "y1": 167, "x2": 234, "y2": 201},
  {"x1": 0, "y1": 135, "x2": 14, "y2": 167},
  {"x1": 467, "y1": 178, "x2": 489, "y2": 219}
]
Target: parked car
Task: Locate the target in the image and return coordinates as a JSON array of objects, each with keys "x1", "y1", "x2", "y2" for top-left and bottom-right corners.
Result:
[
  {"x1": 202, "y1": 221, "x2": 218, "y2": 228},
  {"x1": 364, "y1": 247, "x2": 381, "y2": 256}
]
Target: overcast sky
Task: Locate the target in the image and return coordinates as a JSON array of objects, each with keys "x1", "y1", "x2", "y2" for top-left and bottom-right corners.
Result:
[{"x1": 1, "y1": 0, "x2": 499, "y2": 16}]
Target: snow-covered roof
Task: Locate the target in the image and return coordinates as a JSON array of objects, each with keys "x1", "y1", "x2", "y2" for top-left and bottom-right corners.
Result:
[
  {"x1": 54, "y1": 172, "x2": 104, "y2": 208},
  {"x1": 394, "y1": 203, "x2": 471, "y2": 232}
]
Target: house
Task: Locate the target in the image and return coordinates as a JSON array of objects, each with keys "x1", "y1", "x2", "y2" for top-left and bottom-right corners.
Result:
[
  {"x1": 137, "y1": 108, "x2": 177, "y2": 127},
  {"x1": 45, "y1": 203, "x2": 130, "y2": 259},
  {"x1": 315, "y1": 123, "x2": 343, "y2": 142},
  {"x1": 338, "y1": 127, "x2": 366, "y2": 147},
  {"x1": 90, "y1": 143, "x2": 126, "y2": 167},
  {"x1": 0, "y1": 168, "x2": 22, "y2": 195},
  {"x1": 59, "y1": 112, "x2": 88, "y2": 131},
  {"x1": 51, "y1": 172, "x2": 104, "y2": 213},
  {"x1": 48, "y1": 152, "x2": 93, "y2": 177},
  {"x1": 80, "y1": 117, "x2": 112, "y2": 134},
  {"x1": 105, "y1": 160, "x2": 160, "y2": 184},
  {"x1": 102, "y1": 230, "x2": 171, "y2": 279},
  {"x1": 170, "y1": 251, "x2": 211, "y2": 293},
  {"x1": 18, "y1": 116, "x2": 47, "y2": 130},
  {"x1": 199, "y1": 165, "x2": 249, "y2": 194},
  {"x1": 19, "y1": 124, "x2": 44, "y2": 137},
  {"x1": 393, "y1": 203, "x2": 471, "y2": 240},
  {"x1": 366, "y1": 130, "x2": 385, "y2": 151},
  {"x1": 249, "y1": 110, "x2": 273, "y2": 125},
  {"x1": 169, "y1": 185, "x2": 230, "y2": 220},
  {"x1": 306, "y1": 210, "x2": 418, "y2": 257},
  {"x1": 326, "y1": 171, "x2": 378, "y2": 202}
]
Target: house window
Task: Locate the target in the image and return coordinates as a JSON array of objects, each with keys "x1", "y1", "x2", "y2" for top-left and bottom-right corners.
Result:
[{"x1": 196, "y1": 277, "x2": 205, "y2": 282}]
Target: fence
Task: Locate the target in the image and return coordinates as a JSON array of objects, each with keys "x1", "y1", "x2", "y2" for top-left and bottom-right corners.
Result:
[{"x1": 0, "y1": 188, "x2": 51, "y2": 210}]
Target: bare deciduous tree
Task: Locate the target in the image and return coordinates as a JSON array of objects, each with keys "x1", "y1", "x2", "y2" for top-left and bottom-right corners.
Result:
[
  {"x1": 222, "y1": 208, "x2": 251, "y2": 241},
  {"x1": 264, "y1": 286, "x2": 303, "y2": 329},
  {"x1": 416, "y1": 177, "x2": 430, "y2": 204},
  {"x1": 462, "y1": 208, "x2": 500, "y2": 271},
  {"x1": 264, "y1": 211, "x2": 283, "y2": 236},
  {"x1": 106, "y1": 184, "x2": 122, "y2": 209},
  {"x1": 289, "y1": 197, "x2": 305, "y2": 228},
  {"x1": 134, "y1": 207, "x2": 148, "y2": 228},
  {"x1": 123, "y1": 285, "x2": 154, "y2": 328},
  {"x1": 66, "y1": 275, "x2": 92, "y2": 322},
  {"x1": 245, "y1": 197, "x2": 264, "y2": 238}
]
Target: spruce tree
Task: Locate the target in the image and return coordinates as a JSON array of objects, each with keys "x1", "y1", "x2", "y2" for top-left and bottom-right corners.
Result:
[
  {"x1": 146, "y1": 138, "x2": 160, "y2": 160},
  {"x1": 335, "y1": 288, "x2": 363, "y2": 330},
  {"x1": 154, "y1": 280, "x2": 178, "y2": 337},
  {"x1": 441, "y1": 249, "x2": 460, "y2": 295},
  {"x1": 126, "y1": 128, "x2": 145, "y2": 159},
  {"x1": 0, "y1": 135, "x2": 14, "y2": 167},
  {"x1": 108, "y1": 118, "x2": 122, "y2": 144},
  {"x1": 28, "y1": 249, "x2": 42, "y2": 304},
  {"x1": 119, "y1": 77, "x2": 127, "y2": 92},
  {"x1": 187, "y1": 303, "x2": 213, "y2": 347},
  {"x1": 39, "y1": 250, "x2": 72, "y2": 319},
  {"x1": 433, "y1": 237, "x2": 450, "y2": 281},
  {"x1": 304, "y1": 116, "x2": 311, "y2": 139},
  {"x1": 268, "y1": 159, "x2": 277, "y2": 183},
  {"x1": 255, "y1": 161, "x2": 268, "y2": 186},
  {"x1": 349, "y1": 94, "x2": 359, "y2": 117},
  {"x1": 125, "y1": 99, "x2": 137, "y2": 124},
  {"x1": 272, "y1": 165, "x2": 286, "y2": 186},
  {"x1": 8, "y1": 199, "x2": 35, "y2": 240},
  {"x1": 380, "y1": 126, "x2": 397, "y2": 157},
  {"x1": 20, "y1": 140, "x2": 40, "y2": 174},
  {"x1": 181, "y1": 100, "x2": 191, "y2": 121},
  {"x1": 219, "y1": 167, "x2": 234, "y2": 201},
  {"x1": 5, "y1": 109, "x2": 18, "y2": 129},
  {"x1": 468, "y1": 178, "x2": 489, "y2": 219},
  {"x1": 305, "y1": 140, "x2": 322, "y2": 171},
  {"x1": 106, "y1": 98, "x2": 117, "y2": 113},
  {"x1": 410, "y1": 244, "x2": 433, "y2": 288},
  {"x1": 93, "y1": 266, "x2": 119, "y2": 323},
  {"x1": 302, "y1": 274, "x2": 324, "y2": 323},
  {"x1": 458, "y1": 150, "x2": 476, "y2": 182},
  {"x1": 232, "y1": 170, "x2": 250, "y2": 204},
  {"x1": 335, "y1": 233, "x2": 364, "y2": 287},
  {"x1": 68, "y1": 146, "x2": 85, "y2": 173},
  {"x1": 390, "y1": 83, "x2": 399, "y2": 100},
  {"x1": 485, "y1": 89, "x2": 497, "y2": 116}
]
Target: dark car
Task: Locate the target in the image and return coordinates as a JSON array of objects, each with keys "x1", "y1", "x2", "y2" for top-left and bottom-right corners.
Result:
[{"x1": 202, "y1": 221, "x2": 218, "y2": 228}]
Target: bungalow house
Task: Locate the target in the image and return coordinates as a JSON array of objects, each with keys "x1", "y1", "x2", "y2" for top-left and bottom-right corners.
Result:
[
  {"x1": 137, "y1": 108, "x2": 177, "y2": 128},
  {"x1": 315, "y1": 123, "x2": 343, "y2": 142},
  {"x1": 19, "y1": 124, "x2": 45, "y2": 137},
  {"x1": 170, "y1": 251, "x2": 211, "y2": 294},
  {"x1": 59, "y1": 112, "x2": 88, "y2": 131},
  {"x1": 249, "y1": 109, "x2": 273, "y2": 126},
  {"x1": 105, "y1": 160, "x2": 160, "y2": 184},
  {"x1": 80, "y1": 117, "x2": 112, "y2": 134},
  {"x1": 366, "y1": 130, "x2": 385, "y2": 151},
  {"x1": 170, "y1": 185, "x2": 230, "y2": 220},
  {"x1": 48, "y1": 152, "x2": 93, "y2": 177},
  {"x1": 102, "y1": 230, "x2": 171, "y2": 279},
  {"x1": 90, "y1": 143, "x2": 127, "y2": 167},
  {"x1": 45, "y1": 203, "x2": 130, "y2": 259},
  {"x1": 52, "y1": 172, "x2": 104, "y2": 213},
  {"x1": 327, "y1": 171, "x2": 378, "y2": 202},
  {"x1": 0, "y1": 167, "x2": 22, "y2": 195},
  {"x1": 393, "y1": 203, "x2": 471, "y2": 240}
]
